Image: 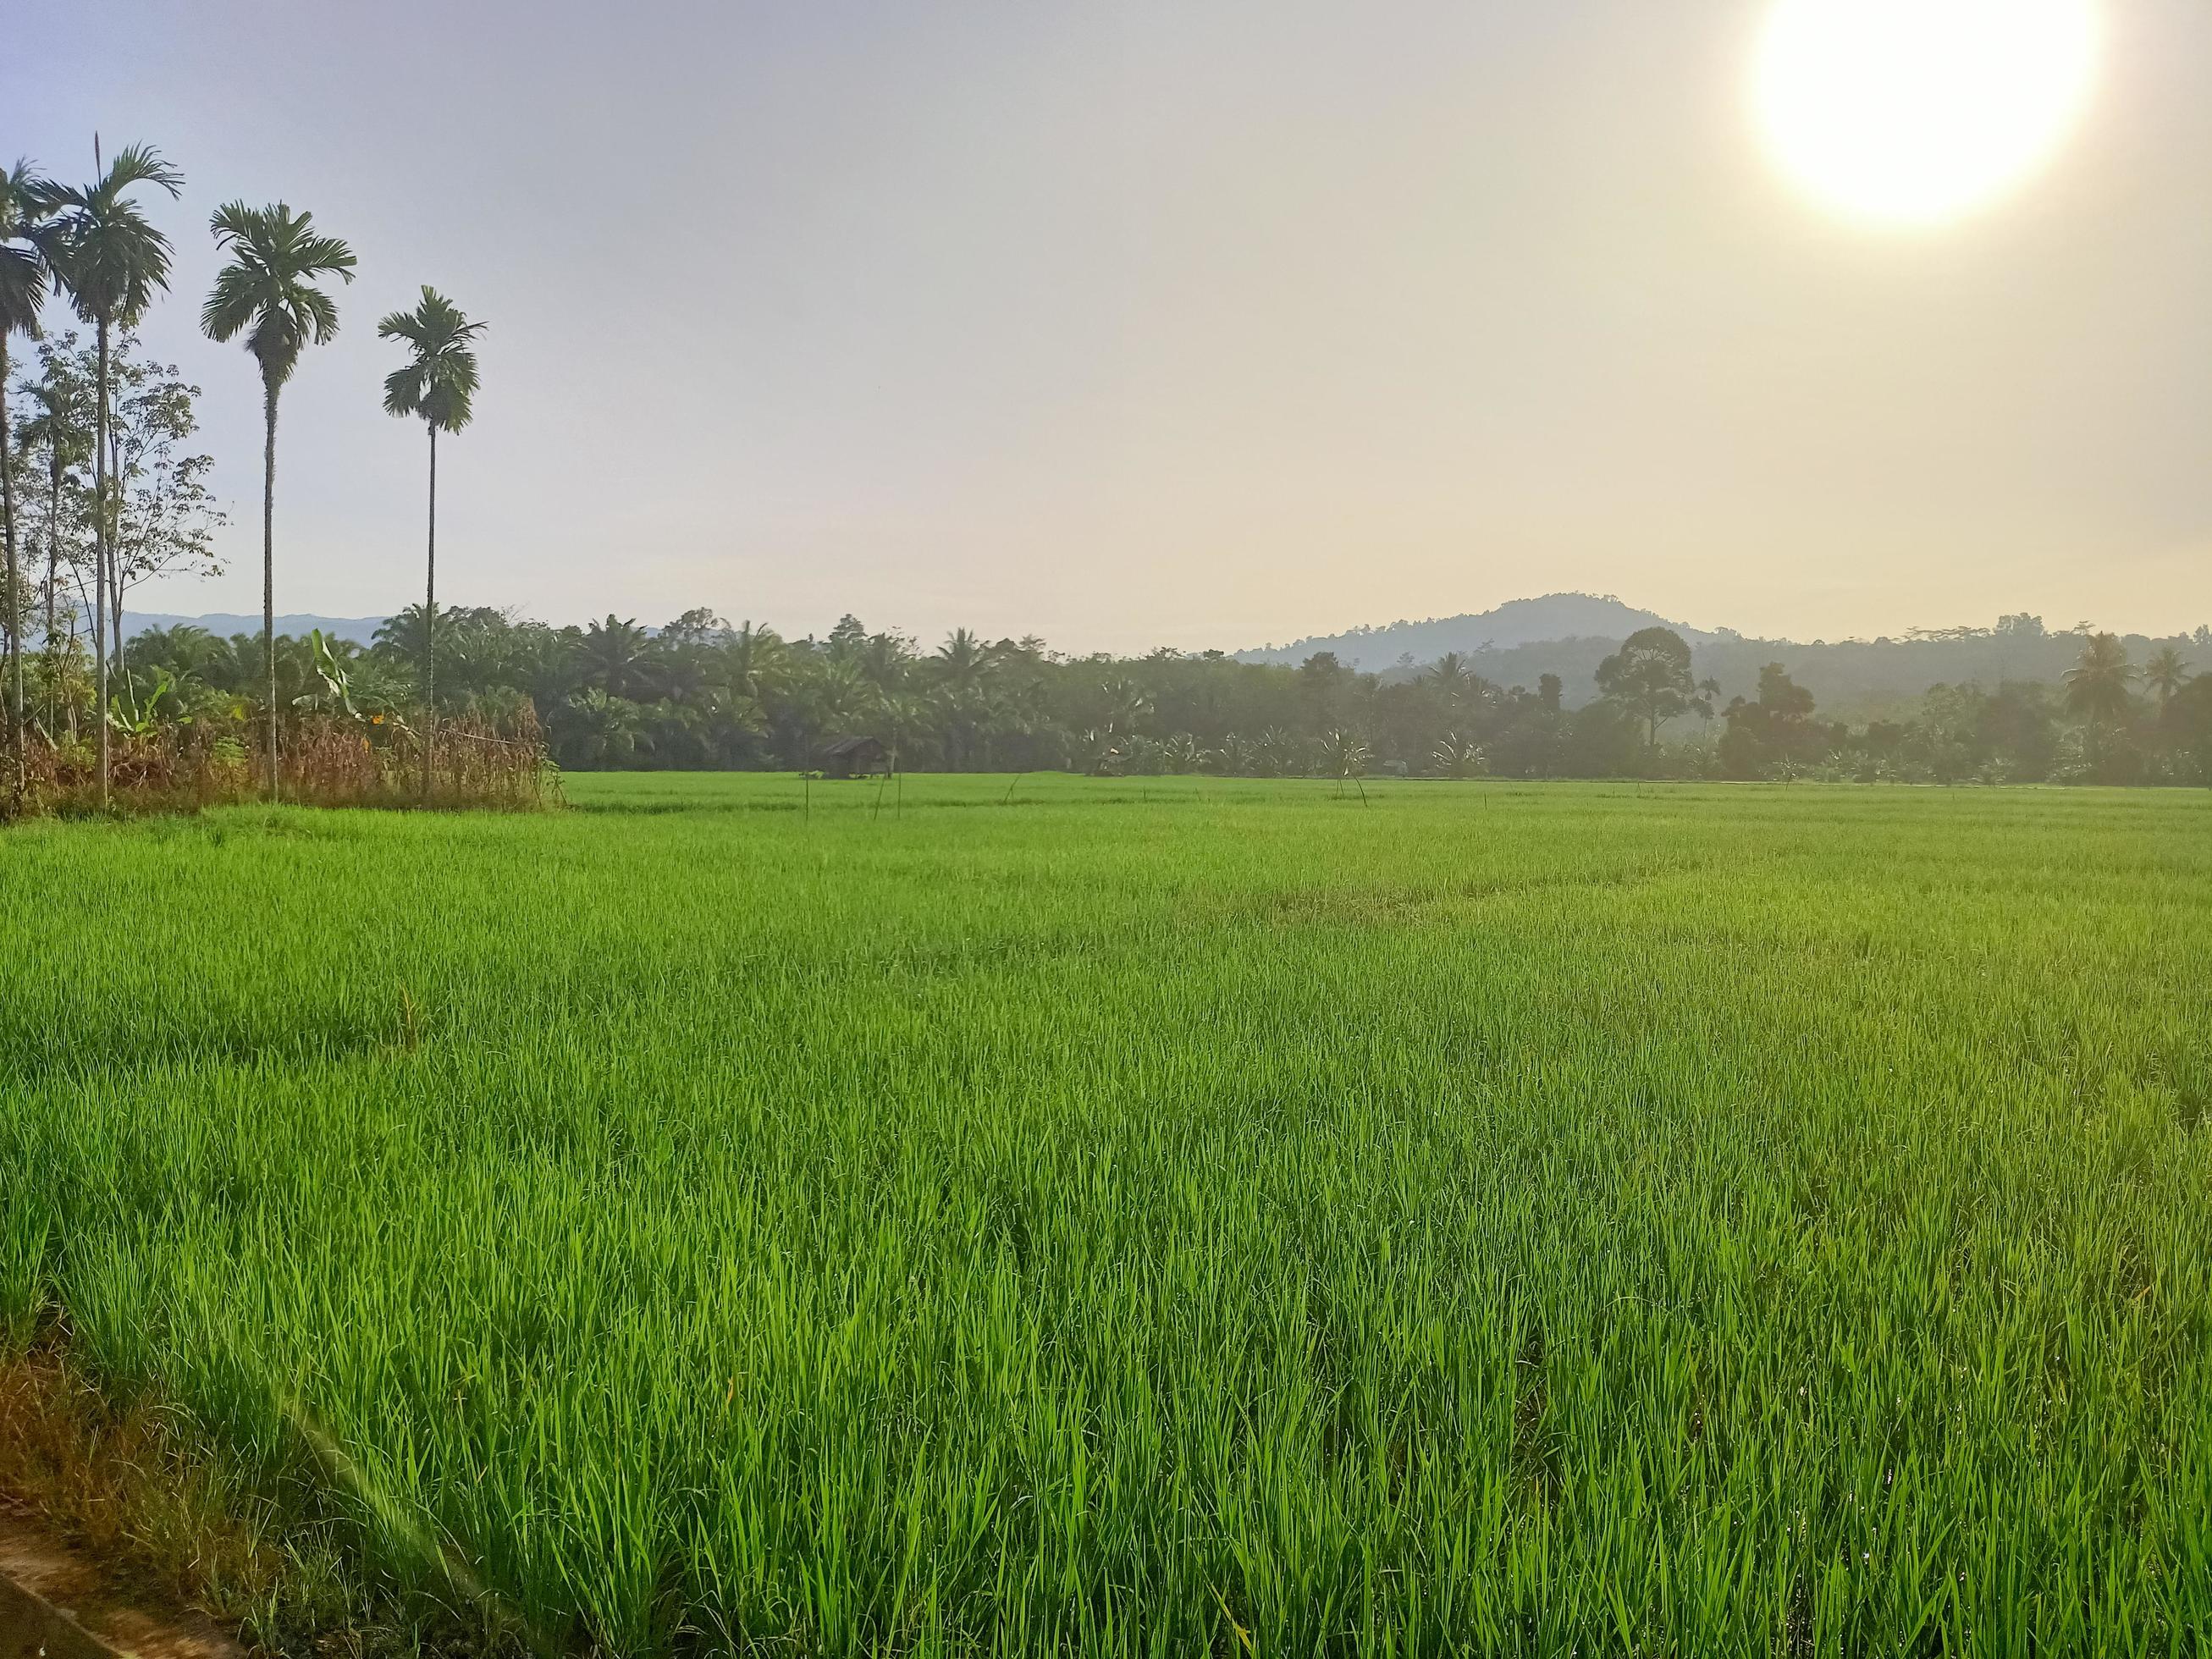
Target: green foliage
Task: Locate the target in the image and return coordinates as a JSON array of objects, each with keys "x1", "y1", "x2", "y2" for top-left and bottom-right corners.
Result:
[
  {"x1": 377, "y1": 288, "x2": 483, "y2": 434},
  {"x1": 3, "y1": 779, "x2": 2210, "y2": 1652},
  {"x1": 1596, "y1": 626, "x2": 1706, "y2": 756},
  {"x1": 201, "y1": 203, "x2": 356, "y2": 391},
  {"x1": 39, "y1": 144, "x2": 185, "y2": 333}
]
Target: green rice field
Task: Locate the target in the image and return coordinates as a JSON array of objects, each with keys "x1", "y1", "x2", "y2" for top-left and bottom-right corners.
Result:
[{"x1": 4, "y1": 775, "x2": 2210, "y2": 1654}]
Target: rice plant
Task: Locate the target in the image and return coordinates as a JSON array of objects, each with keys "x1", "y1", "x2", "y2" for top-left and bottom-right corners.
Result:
[{"x1": 2, "y1": 775, "x2": 2208, "y2": 1654}]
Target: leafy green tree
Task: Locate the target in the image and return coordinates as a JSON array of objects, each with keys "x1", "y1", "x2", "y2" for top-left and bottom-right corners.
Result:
[
  {"x1": 99, "y1": 341, "x2": 223, "y2": 659},
  {"x1": 202, "y1": 201, "x2": 355, "y2": 791},
  {"x1": 1717, "y1": 663, "x2": 1821, "y2": 780},
  {"x1": 41, "y1": 141, "x2": 184, "y2": 803},
  {"x1": 1, "y1": 159, "x2": 62, "y2": 798},
  {"x1": 379, "y1": 287, "x2": 485, "y2": 796},
  {"x1": 1595, "y1": 627, "x2": 1704, "y2": 761}
]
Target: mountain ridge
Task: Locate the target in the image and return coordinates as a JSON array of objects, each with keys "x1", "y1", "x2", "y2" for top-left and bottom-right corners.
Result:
[
  {"x1": 1233, "y1": 592, "x2": 1723, "y2": 670},
  {"x1": 124, "y1": 612, "x2": 388, "y2": 648}
]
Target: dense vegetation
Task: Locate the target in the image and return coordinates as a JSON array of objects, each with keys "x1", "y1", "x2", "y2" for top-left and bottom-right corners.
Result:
[
  {"x1": 3, "y1": 776, "x2": 2208, "y2": 1654},
  {"x1": 2, "y1": 142, "x2": 494, "y2": 812},
  {"x1": 6, "y1": 149, "x2": 2206, "y2": 803},
  {"x1": 102, "y1": 606, "x2": 2212, "y2": 785}
]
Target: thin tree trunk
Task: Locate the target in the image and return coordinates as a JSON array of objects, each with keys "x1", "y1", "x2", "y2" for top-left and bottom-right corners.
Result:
[
  {"x1": 93, "y1": 318, "x2": 109, "y2": 807},
  {"x1": 1, "y1": 332, "x2": 21, "y2": 809},
  {"x1": 43, "y1": 464, "x2": 59, "y2": 736},
  {"x1": 262, "y1": 383, "x2": 279, "y2": 796},
  {"x1": 422, "y1": 422, "x2": 436, "y2": 803},
  {"x1": 108, "y1": 432, "x2": 124, "y2": 681}
]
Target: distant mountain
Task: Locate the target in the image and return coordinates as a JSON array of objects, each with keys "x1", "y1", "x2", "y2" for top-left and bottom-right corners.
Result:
[
  {"x1": 124, "y1": 611, "x2": 388, "y2": 648},
  {"x1": 1232, "y1": 592, "x2": 2210, "y2": 719},
  {"x1": 1235, "y1": 592, "x2": 1714, "y2": 670}
]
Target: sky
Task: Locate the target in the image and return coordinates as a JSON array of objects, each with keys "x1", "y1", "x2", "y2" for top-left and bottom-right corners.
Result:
[{"x1": 11, "y1": 1, "x2": 2211, "y2": 653}]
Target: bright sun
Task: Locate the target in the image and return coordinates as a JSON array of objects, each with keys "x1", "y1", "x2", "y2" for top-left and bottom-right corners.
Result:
[{"x1": 1752, "y1": 0, "x2": 2099, "y2": 228}]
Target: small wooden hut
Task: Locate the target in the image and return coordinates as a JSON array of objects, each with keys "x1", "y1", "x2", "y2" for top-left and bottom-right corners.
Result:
[{"x1": 817, "y1": 735, "x2": 891, "y2": 780}]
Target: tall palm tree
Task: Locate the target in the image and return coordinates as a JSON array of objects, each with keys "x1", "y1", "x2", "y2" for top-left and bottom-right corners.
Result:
[
  {"x1": 378, "y1": 287, "x2": 483, "y2": 799},
  {"x1": 0, "y1": 161, "x2": 61, "y2": 802},
  {"x1": 2062, "y1": 631, "x2": 2137, "y2": 763},
  {"x1": 201, "y1": 201, "x2": 355, "y2": 795},
  {"x1": 2143, "y1": 645, "x2": 2193, "y2": 714},
  {"x1": 935, "y1": 627, "x2": 993, "y2": 693},
  {"x1": 40, "y1": 141, "x2": 183, "y2": 805}
]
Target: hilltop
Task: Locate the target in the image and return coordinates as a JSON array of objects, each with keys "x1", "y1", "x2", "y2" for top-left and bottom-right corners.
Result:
[{"x1": 1234, "y1": 593, "x2": 1718, "y2": 670}]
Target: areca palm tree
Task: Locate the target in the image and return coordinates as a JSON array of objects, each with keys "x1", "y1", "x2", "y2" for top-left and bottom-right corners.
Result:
[
  {"x1": 201, "y1": 201, "x2": 356, "y2": 794},
  {"x1": 378, "y1": 287, "x2": 484, "y2": 798},
  {"x1": 1, "y1": 161, "x2": 62, "y2": 801},
  {"x1": 41, "y1": 141, "x2": 184, "y2": 804}
]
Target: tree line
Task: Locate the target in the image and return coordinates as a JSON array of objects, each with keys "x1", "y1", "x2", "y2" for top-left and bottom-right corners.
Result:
[
  {"x1": 6, "y1": 143, "x2": 2205, "y2": 803},
  {"x1": 0, "y1": 142, "x2": 483, "y2": 810},
  {"x1": 108, "y1": 611, "x2": 2212, "y2": 785}
]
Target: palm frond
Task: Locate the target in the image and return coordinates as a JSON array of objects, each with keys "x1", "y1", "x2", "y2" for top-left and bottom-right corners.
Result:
[
  {"x1": 100, "y1": 143, "x2": 184, "y2": 200},
  {"x1": 201, "y1": 199, "x2": 355, "y2": 385}
]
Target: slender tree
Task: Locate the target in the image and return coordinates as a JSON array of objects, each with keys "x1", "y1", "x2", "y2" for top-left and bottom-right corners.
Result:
[
  {"x1": 0, "y1": 161, "x2": 61, "y2": 804},
  {"x1": 201, "y1": 202, "x2": 356, "y2": 795},
  {"x1": 40, "y1": 141, "x2": 182, "y2": 805},
  {"x1": 378, "y1": 287, "x2": 483, "y2": 800},
  {"x1": 15, "y1": 357, "x2": 90, "y2": 730}
]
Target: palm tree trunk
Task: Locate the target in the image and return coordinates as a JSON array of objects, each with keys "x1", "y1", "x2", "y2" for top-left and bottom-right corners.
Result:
[
  {"x1": 422, "y1": 422, "x2": 436, "y2": 803},
  {"x1": 93, "y1": 317, "x2": 109, "y2": 807},
  {"x1": 262, "y1": 383, "x2": 279, "y2": 796},
  {"x1": 105, "y1": 433, "x2": 123, "y2": 681},
  {"x1": 1, "y1": 332, "x2": 21, "y2": 810}
]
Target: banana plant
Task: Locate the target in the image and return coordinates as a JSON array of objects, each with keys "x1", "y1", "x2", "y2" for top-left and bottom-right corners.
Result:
[
  {"x1": 297, "y1": 628, "x2": 411, "y2": 733},
  {"x1": 107, "y1": 667, "x2": 189, "y2": 737}
]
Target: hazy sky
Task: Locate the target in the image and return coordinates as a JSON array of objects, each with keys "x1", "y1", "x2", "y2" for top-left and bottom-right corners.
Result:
[{"x1": 13, "y1": 2, "x2": 2211, "y2": 652}]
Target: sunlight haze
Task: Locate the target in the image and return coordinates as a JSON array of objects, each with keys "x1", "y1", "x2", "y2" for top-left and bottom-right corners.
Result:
[{"x1": 12, "y1": 0, "x2": 2209, "y2": 649}]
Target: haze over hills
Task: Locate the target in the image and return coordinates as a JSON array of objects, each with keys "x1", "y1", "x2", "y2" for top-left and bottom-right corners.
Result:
[
  {"x1": 126, "y1": 612, "x2": 387, "y2": 648},
  {"x1": 125, "y1": 595, "x2": 2211, "y2": 727},
  {"x1": 1235, "y1": 594, "x2": 1719, "y2": 670},
  {"x1": 1239, "y1": 592, "x2": 2211, "y2": 723}
]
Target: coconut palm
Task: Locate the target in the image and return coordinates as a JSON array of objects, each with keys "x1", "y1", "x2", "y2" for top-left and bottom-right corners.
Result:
[
  {"x1": 378, "y1": 287, "x2": 484, "y2": 798},
  {"x1": 201, "y1": 201, "x2": 356, "y2": 795},
  {"x1": 40, "y1": 141, "x2": 184, "y2": 804},
  {"x1": 935, "y1": 627, "x2": 994, "y2": 693},
  {"x1": 2063, "y1": 631, "x2": 2137, "y2": 767},
  {"x1": 2062, "y1": 633, "x2": 2136, "y2": 725},
  {"x1": 1425, "y1": 651, "x2": 1473, "y2": 715},
  {"x1": 1, "y1": 161, "x2": 63, "y2": 800},
  {"x1": 2143, "y1": 646, "x2": 2193, "y2": 714}
]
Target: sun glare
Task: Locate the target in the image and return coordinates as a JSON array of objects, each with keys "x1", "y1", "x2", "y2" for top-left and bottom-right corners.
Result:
[{"x1": 1753, "y1": 0, "x2": 2099, "y2": 229}]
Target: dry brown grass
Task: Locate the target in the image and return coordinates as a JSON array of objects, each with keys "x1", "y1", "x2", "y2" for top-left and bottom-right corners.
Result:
[
  {"x1": 0, "y1": 1339, "x2": 513, "y2": 1658},
  {"x1": 11, "y1": 710, "x2": 559, "y2": 818}
]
